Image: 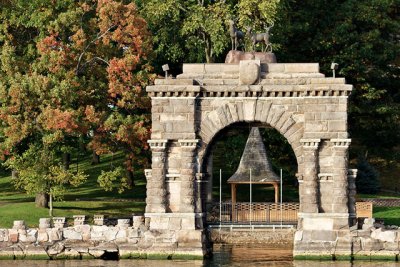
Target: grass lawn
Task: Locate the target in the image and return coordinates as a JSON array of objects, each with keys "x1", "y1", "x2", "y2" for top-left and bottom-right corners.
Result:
[
  {"x1": 373, "y1": 207, "x2": 400, "y2": 226},
  {"x1": 0, "y1": 152, "x2": 147, "y2": 228}
]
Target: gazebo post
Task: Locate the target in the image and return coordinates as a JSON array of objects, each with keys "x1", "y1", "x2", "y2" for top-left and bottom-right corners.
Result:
[
  {"x1": 231, "y1": 183, "x2": 237, "y2": 222},
  {"x1": 274, "y1": 183, "x2": 279, "y2": 203}
]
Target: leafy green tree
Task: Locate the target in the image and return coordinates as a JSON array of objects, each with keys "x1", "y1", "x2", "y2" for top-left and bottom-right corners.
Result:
[
  {"x1": 0, "y1": 0, "x2": 153, "y2": 205},
  {"x1": 5, "y1": 144, "x2": 87, "y2": 215},
  {"x1": 138, "y1": 0, "x2": 282, "y2": 65},
  {"x1": 275, "y1": 0, "x2": 400, "y2": 156}
]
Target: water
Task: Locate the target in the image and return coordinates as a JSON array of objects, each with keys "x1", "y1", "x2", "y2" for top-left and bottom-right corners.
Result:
[{"x1": 1, "y1": 245, "x2": 400, "y2": 267}]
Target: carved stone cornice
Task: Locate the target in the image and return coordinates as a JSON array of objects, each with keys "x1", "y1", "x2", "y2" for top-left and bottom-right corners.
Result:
[
  {"x1": 144, "y1": 169, "x2": 152, "y2": 178},
  {"x1": 330, "y1": 139, "x2": 351, "y2": 149},
  {"x1": 318, "y1": 173, "x2": 333, "y2": 181},
  {"x1": 178, "y1": 139, "x2": 199, "y2": 148},
  {"x1": 148, "y1": 140, "x2": 168, "y2": 150},
  {"x1": 300, "y1": 139, "x2": 321, "y2": 149}
]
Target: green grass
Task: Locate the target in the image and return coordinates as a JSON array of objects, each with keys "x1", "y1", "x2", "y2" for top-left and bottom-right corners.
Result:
[
  {"x1": 0, "y1": 152, "x2": 147, "y2": 228},
  {"x1": 373, "y1": 206, "x2": 400, "y2": 226}
]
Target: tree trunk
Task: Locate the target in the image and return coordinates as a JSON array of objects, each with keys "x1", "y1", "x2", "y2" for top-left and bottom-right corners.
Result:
[
  {"x1": 35, "y1": 192, "x2": 49, "y2": 208},
  {"x1": 125, "y1": 158, "x2": 134, "y2": 187},
  {"x1": 11, "y1": 170, "x2": 19, "y2": 179},
  {"x1": 204, "y1": 35, "x2": 214, "y2": 63},
  {"x1": 63, "y1": 153, "x2": 71, "y2": 170},
  {"x1": 126, "y1": 169, "x2": 134, "y2": 188},
  {"x1": 49, "y1": 194, "x2": 53, "y2": 217},
  {"x1": 91, "y1": 151, "x2": 100, "y2": 165}
]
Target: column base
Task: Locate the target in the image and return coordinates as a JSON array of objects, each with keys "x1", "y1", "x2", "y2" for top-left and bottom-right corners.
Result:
[
  {"x1": 143, "y1": 213, "x2": 209, "y2": 258},
  {"x1": 294, "y1": 212, "x2": 352, "y2": 259}
]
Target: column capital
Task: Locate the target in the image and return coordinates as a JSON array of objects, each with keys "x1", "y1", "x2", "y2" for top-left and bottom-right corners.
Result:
[
  {"x1": 300, "y1": 139, "x2": 320, "y2": 149},
  {"x1": 148, "y1": 139, "x2": 168, "y2": 150},
  {"x1": 330, "y1": 138, "x2": 351, "y2": 149},
  {"x1": 178, "y1": 139, "x2": 199, "y2": 148},
  {"x1": 144, "y1": 169, "x2": 152, "y2": 178}
]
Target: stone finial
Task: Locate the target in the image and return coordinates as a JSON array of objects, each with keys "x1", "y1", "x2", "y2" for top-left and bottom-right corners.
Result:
[
  {"x1": 53, "y1": 217, "x2": 66, "y2": 228},
  {"x1": 73, "y1": 215, "x2": 86, "y2": 226},
  {"x1": 94, "y1": 215, "x2": 105, "y2": 226}
]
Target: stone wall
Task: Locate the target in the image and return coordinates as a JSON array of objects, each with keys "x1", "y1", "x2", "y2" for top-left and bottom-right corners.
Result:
[
  {"x1": 0, "y1": 218, "x2": 206, "y2": 260},
  {"x1": 294, "y1": 218, "x2": 400, "y2": 260},
  {"x1": 209, "y1": 228, "x2": 295, "y2": 246}
]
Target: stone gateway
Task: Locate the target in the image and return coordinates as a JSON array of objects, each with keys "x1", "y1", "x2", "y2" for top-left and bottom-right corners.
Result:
[{"x1": 145, "y1": 60, "x2": 356, "y2": 258}]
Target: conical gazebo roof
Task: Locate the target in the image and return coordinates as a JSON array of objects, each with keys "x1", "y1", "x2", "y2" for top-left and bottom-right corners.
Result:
[{"x1": 227, "y1": 127, "x2": 280, "y2": 184}]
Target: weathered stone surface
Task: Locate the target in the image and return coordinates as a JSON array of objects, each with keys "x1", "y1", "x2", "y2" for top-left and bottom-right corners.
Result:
[
  {"x1": 48, "y1": 228, "x2": 63, "y2": 241},
  {"x1": 239, "y1": 60, "x2": 260, "y2": 85},
  {"x1": 63, "y1": 229, "x2": 82, "y2": 240},
  {"x1": 47, "y1": 242, "x2": 65, "y2": 255}
]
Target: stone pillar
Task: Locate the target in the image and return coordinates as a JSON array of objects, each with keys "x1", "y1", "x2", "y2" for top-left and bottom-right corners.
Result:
[
  {"x1": 206, "y1": 153, "x2": 213, "y2": 202},
  {"x1": 179, "y1": 140, "x2": 199, "y2": 213},
  {"x1": 330, "y1": 139, "x2": 351, "y2": 214},
  {"x1": 348, "y1": 169, "x2": 358, "y2": 226},
  {"x1": 300, "y1": 139, "x2": 320, "y2": 213},
  {"x1": 146, "y1": 140, "x2": 168, "y2": 213}
]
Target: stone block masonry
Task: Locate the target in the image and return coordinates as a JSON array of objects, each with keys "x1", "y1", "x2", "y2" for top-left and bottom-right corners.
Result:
[
  {"x1": 145, "y1": 60, "x2": 356, "y2": 258},
  {"x1": 0, "y1": 218, "x2": 206, "y2": 260}
]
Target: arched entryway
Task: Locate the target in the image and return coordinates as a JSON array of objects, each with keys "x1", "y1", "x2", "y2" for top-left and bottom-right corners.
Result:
[{"x1": 145, "y1": 61, "x2": 355, "y2": 257}]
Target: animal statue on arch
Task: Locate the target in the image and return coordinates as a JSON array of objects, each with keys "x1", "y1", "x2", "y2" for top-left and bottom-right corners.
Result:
[
  {"x1": 246, "y1": 22, "x2": 274, "y2": 52},
  {"x1": 228, "y1": 19, "x2": 245, "y2": 51}
]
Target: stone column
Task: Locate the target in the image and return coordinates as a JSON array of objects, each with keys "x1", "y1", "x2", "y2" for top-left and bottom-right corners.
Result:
[
  {"x1": 300, "y1": 139, "x2": 320, "y2": 213},
  {"x1": 348, "y1": 169, "x2": 358, "y2": 226},
  {"x1": 179, "y1": 139, "x2": 199, "y2": 213},
  {"x1": 330, "y1": 139, "x2": 351, "y2": 214},
  {"x1": 146, "y1": 140, "x2": 168, "y2": 213}
]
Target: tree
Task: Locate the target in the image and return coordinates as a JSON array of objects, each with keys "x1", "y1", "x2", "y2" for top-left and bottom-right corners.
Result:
[
  {"x1": 0, "y1": 0, "x2": 153, "y2": 201},
  {"x1": 5, "y1": 144, "x2": 87, "y2": 215},
  {"x1": 356, "y1": 156, "x2": 380, "y2": 194},
  {"x1": 139, "y1": 0, "x2": 282, "y2": 65},
  {"x1": 273, "y1": 0, "x2": 400, "y2": 181}
]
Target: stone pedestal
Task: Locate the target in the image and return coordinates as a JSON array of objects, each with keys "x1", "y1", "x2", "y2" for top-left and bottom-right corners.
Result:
[{"x1": 225, "y1": 50, "x2": 277, "y2": 64}]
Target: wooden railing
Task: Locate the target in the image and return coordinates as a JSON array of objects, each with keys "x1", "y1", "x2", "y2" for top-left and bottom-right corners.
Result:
[
  {"x1": 206, "y1": 202, "x2": 299, "y2": 224},
  {"x1": 206, "y1": 201, "x2": 374, "y2": 224}
]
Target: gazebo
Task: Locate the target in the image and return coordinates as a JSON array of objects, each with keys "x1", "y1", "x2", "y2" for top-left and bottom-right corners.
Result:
[{"x1": 227, "y1": 127, "x2": 280, "y2": 209}]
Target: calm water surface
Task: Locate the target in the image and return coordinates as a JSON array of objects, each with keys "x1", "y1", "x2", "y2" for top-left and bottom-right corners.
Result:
[{"x1": 1, "y1": 245, "x2": 400, "y2": 267}]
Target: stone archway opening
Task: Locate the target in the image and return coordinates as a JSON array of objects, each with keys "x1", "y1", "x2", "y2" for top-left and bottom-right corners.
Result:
[{"x1": 201, "y1": 122, "x2": 299, "y2": 225}]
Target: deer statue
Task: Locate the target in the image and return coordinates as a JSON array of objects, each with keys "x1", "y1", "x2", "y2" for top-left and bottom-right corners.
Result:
[
  {"x1": 228, "y1": 19, "x2": 245, "y2": 51},
  {"x1": 246, "y1": 22, "x2": 274, "y2": 52}
]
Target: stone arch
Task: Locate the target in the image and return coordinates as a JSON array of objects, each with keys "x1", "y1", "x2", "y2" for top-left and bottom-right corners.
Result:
[{"x1": 198, "y1": 101, "x2": 304, "y2": 173}]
